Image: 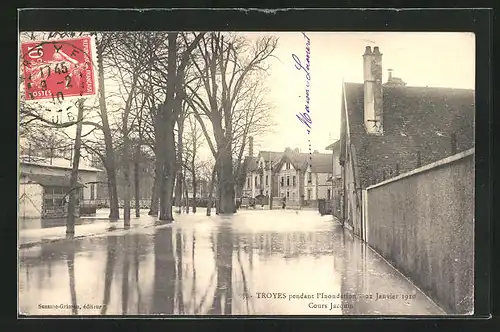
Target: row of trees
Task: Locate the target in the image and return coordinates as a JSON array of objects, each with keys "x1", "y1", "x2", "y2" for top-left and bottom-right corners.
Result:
[{"x1": 19, "y1": 31, "x2": 278, "y2": 232}]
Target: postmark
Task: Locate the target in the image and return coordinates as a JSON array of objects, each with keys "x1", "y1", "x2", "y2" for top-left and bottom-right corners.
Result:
[{"x1": 21, "y1": 36, "x2": 96, "y2": 102}]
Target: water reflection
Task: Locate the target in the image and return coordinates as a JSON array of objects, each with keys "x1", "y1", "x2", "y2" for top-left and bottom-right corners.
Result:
[
  {"x1": 19, "y1": 211, "x2": 444, "y2": 315},
  {"x1": 66, "y1": 240, "x2": 78, "y2": 315},
  {"x1": 208, "y1": 223, "x2": 233, "y2": 314},
  {"x1": 122, "y1": 235, "x2": 130, "y2": 314},
  {"x1": 101, "y1": 235, "x2": 117, "y2": 315},
  {"x1": 152, "y1": 227, "x2": 175, "y2": 314}
]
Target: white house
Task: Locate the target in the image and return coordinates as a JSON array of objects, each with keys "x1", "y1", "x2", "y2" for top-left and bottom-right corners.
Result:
[
  {"x1": 275, "y1": 149, "x2": 333, "y2": 208},
  {"x1": 19, "y1": 156, "x2": 102, "y2": 219}
]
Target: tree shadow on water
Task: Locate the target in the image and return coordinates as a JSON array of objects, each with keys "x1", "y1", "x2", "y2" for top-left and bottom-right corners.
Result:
[
  {"x1": 152, "y1": 227, "x2": 176, "y2": 314},
  {"x1": 66, "y1": 240, "x2": 78, "y2": 315},
  {"x1": 101, "y1": 235, "x2": 117, "y2": 315},
  {"x1": 208, "y1": 224, "x2": 234, "y2": 315}
]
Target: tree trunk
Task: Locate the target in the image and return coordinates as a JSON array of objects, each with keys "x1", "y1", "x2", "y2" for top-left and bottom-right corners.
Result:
[
  {"x1": 175, "y1": 118, "x2": 184, "y2": 211},
  {"x1": 66, "y1": 99, "x2": 84, "y2": 235},
  {"x1": 159, "y1": 33, "x2": 178, "y2": 222},
  {"x1": 149, "y1": 115, "x2": 163, "y2": 217},
  {"x1": 206, "y1": 161, "x2": 218, "y2": 217},
  {"x1": 218, "y1": 141, "x2": 235, "y2": 214},
  {"x1": 97, "y1": 39, "x2": 119, "y2": 220},
  {"x1": 149, "y1": 158, "x2": 161, "y2": 216},
  {"x1": 105, "y1": 167, "x2": 113, "y2": 211},
  {"x1": 134, "y1": 144, "x2": 140, "y2": 217},
  {"x1": 183, "y1": 175, "x2": 189, "y2": 214},
  {"x1": 122, "y1": 135, "x2": 131, "y2": 227},
  {"x1": 216, "y1": 169, "x2": 221, "y2": 215},
  {"x1": 160, "y1": 118, "x2": 175, "y2": 222},
  {"x1": 192, "y1": 167, "x2": 197, "y2": 214}
]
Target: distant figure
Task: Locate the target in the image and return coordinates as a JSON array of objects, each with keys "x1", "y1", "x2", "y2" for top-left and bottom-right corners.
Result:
[{"x1": 282, "y1": 196, "x2": 286, "y2": 209}]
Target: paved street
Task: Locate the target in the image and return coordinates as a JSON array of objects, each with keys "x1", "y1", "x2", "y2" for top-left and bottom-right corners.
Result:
[{"x1": 19, "y1": 209, "x2": 444, "y2": 315}]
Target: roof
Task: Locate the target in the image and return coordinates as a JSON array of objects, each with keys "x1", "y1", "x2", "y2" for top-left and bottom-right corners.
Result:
[
  {"x1": 243, "y1": 156, "x2": 258, "y2": 172},
  {"x1": 309, "y1": 153, "x2": 334, "y2": 173},
  {"x1": 20, "y1": 172, "x2": 84, "y2": 187},
  {"x1": 325, "y1": 140, "x2": 341, "y2": 151},
  {"x1": 343, "y1": 83, "x2": 474, "y2": 139},
  {"x1": 277, "y1": 151, "x2": 333, "y2": 174},
  {"x1": 341, "y1": 82, "x2": 475, "y2": 187},
  {"x1": 19, "y1": 156, "x2": 103, "y2": 172},
  {"x1": 257, "y1": 151, "x2": 284, "y2": 164}
]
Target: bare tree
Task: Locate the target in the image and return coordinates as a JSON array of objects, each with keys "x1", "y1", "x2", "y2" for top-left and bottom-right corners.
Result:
[
  {"x1": 105, "y1": 31, "x2": 157, "y2": 226},
  {"x1": 186, "y1": 32, "x2": 278, "y2": 214},
  {"x1": 66, "y1": 98, "x2": 85, "y2": 234},
  {"x1": 94, "y1": 32, "x2": 121, "y2": 220},
  {"x1": 183, "y1": 114, "x2": 205, "y2": 213},
  {"x1": 149, "y1": 32, "x2": 205, "y2": 222}
]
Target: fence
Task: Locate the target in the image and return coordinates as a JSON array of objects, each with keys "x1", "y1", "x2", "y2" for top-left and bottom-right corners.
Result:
[
  {"x1": 364, "y1": 148, "x2": 474, "y2": 314},
  {"x1": 92, "y1": 197, "x2": 217, "y2": 210}
]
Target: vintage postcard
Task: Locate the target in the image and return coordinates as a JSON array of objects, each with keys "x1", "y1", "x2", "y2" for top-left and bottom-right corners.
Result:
[{"x1": 18, "y1": 25, "x2": 476, "y2": 316}]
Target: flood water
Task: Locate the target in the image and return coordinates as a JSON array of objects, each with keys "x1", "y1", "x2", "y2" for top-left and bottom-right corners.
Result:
[{"x1": 18, "y1": 209, "x2": 444, "y2": 315}]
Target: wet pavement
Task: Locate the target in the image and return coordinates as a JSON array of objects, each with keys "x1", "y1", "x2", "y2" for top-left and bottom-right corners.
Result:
[
  {"x1": 19, "y1": 209, "x2": 156, "y2": 247},
  {"x1": 18, "y1": 209, "x2": 445, "y2": 316}
]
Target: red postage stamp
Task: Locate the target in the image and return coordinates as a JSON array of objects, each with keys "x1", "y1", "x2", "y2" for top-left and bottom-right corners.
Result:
[{"x1": 21, "y1": 36, "x2": 96, "y2": 101}]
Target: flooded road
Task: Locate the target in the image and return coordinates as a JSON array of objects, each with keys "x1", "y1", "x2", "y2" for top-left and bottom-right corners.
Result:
[{"x1": 18, "y1": 209, "x2": 444, "y2": 315}]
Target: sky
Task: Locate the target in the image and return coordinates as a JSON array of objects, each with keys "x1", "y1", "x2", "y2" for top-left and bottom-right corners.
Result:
[
  {"x1": 242, "y1": 31, "x2": 475, "y2": 157},
  {"x1": 20, "y1": 31, "x2": 475, "y2": 164}
]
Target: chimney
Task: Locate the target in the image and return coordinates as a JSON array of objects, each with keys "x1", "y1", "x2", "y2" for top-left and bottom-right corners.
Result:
[
  {"x1": 249, "y1": 136, "x2": 254, "y2": 157},
  {"x1": 363, "y1": 45, "x2": 384, "y2": 135}
]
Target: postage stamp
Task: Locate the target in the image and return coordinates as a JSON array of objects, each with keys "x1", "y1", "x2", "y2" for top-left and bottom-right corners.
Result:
[{"x1": 21, "y1": 36, "x2": 96, "y2": 102}]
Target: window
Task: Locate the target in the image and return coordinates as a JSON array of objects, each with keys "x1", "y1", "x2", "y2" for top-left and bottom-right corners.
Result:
[
  {"x1": 307, "y1": 189, "x2": 312, "y2": 200},
  {"x1": 255, "y1": 176, "x2": 258, "y2": 186},
  {"x1": 90, "y1": 184, "x2": 95, "y2": 200},
  {"x1": 308, "y1": 172, "x2": 312, "y2": 184},
  {"x1": 265, "y1": 175, "x2": 268, "y2": 185},
  {"x1": 266, "y1": 190, "x2": 268, "y2": 196},
  {"x1": 287, "y1": 191, "x2": 290, "y2": 198},
  {"x1": 286, "y1": 162, "x2": 291, "y2": 170},
  {"x1": 79, "y1": 187, "x2": 84, "y2": 200},
  {"x1": 281, "y1": 177, "x2": 284, "y2": 186},
  {"x1": 327, "y1": 189, "x2": 331, "y2": 200},
  {"x1": 247, "y1": 178, "x2": 250, "y2": 188},
  {"x1": 292, "y1": 175, "x2": 296, "y2": 186},
  {"x1": 287, "y1": 176, "x2": 290, "y2": 186},
  {"x1": 44, "y1": 198, "x2": 54, "y2": 207}
]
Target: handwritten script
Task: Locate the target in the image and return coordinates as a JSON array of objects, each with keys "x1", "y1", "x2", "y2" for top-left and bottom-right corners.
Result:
[{"x1": 292, "y1": 32, "x2": 312, "y2": 134}]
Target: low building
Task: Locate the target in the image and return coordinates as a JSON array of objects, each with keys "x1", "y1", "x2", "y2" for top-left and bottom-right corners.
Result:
[
  {"x1": 19, "y1": 156, "x2": 102, "y2": 219},
  {"x1": 325, "y1": 140, "x2": 343, "y2": 219},
  {"x1": 339, "y1": 45, "x2": 475, "y2": 235}
]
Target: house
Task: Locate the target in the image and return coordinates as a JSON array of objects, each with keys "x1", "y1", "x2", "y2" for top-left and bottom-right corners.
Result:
[
  {"x1": 19, "y1": 156, "x2": 103, "y2": 219},
  {"x1": 325, "y1": 139, "x2": 343, "y2": 219},
  {"x1": 274, "y1": 148, "x2": 333, "y2": 208},
  {"x1": 241, "y1": 136, "x2": 283, "y2": 199},
  {"x1": 339, "y1": 45, "x2": 475, "y2": 235}
]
